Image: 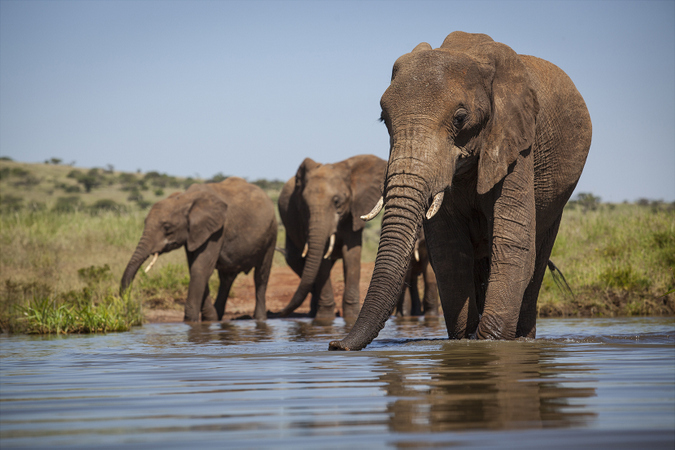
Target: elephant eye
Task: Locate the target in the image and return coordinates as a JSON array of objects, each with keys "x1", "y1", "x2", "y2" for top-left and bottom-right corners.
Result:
[
  {"x1": 453, "y1": 110, "x2": 468, "y2": 129},
  {"x1": 333, "y1": 196, "x2": 341, "y2": 208}
]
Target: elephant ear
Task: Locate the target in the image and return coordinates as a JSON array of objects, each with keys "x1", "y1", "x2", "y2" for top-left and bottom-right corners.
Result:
[
  {"x1": 349, "y1": 155, "x2": 387, "y2": 232},
  {"x1": 295, "y1": 157, "x2": 321, "y2": 190},
  {"x1": 445, "y1": 34, "x2": 539, "y2": 195},
  {"x1": 186, "y1": 188, "x2": 228, "y2": 252},
  {"x1": 477, "y1": 44, "x2": 538, "y2": 194}
]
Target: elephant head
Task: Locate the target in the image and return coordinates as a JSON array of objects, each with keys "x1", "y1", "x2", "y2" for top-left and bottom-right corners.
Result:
[
  {"x1": 120, "y1": 184, "x2": 228, "y2": 295},
  {"x1": 280, "y1": 155, "x2": 385, "y2": 316},
  {"x1": 329, "y1": 32, "x2": 540, "y2": 350}
]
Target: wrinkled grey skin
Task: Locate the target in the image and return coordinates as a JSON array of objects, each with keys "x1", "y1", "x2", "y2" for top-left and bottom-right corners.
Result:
[
  {"x1": 120, "y1": 178, "x2": 277, "y2": 322},
  {"x1": 278, "y1": 154, "x2": 386, "y2": 322},
  {"x1": 396, "y1": 228, "x2": 439, "y2": 317},
  {"x1": 330, "y1": 32, "x2": 591, "y2": 350}
]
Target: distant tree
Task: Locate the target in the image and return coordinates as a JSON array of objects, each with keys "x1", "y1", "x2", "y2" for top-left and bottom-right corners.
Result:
[
  {"x1": 104, "y1": 164, "x2": 114, "y2": 174},
  {"x1": 90, "y1": 199, "x2": 127, "y2": 214},
  {"x1": 0, "y1": 156, "x2": 13, "y2": 161},
  {"x1": 50, "y1": 158, "x2": 62, "y2": 165},
  {"x1": 207, "y1": 172, "x2": 228, "y2": 183},
  {"x1": 0, "y1": 195, "x2": 24, "y2": 212},
  {"x1": 252, "y1": 178, "x2": 285, "y2": 191},
  {"x1": 53, "y1": 196, "x2": 83, "y2": 213},
  {"x1": 575, "y1": 192, "x2": 601, "y2": 212}
]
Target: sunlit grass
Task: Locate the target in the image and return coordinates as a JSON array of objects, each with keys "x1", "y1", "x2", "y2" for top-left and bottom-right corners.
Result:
[{"x1": 538, "y1": 203, "x2": 674, "y2": 316}]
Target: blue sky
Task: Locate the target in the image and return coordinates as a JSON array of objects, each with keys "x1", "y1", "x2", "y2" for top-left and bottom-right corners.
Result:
[{"x1": 1, "y1": 0, "x2": 673, "y2": 202}]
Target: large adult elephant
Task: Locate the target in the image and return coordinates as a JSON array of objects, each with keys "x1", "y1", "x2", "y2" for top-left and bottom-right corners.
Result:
[
  {"x1": 120, "y1": 177, "x2": 277, "y2": 322},
  {"x1": 278, "y1": 154, "x2": 387, "y2": 322},
  {"x1": 330, "y1": 32, "x2": 591, "y2": 350}
]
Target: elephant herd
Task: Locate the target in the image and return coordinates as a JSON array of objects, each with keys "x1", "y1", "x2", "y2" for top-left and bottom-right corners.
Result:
[{"x1": 120, "y1": 32, "x2": 591, "y2": 350}]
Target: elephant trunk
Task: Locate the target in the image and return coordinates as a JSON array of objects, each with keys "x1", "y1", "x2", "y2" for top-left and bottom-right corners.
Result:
[
  {"x1": 281, "y1": 221, "x2": 332, "y2": 316},
  {"x1": 329, "y1": 171, "x2": 428, "y2": 350},
  {"x1": 120, "y1": 237, "x2": 153, "y2": 296}
]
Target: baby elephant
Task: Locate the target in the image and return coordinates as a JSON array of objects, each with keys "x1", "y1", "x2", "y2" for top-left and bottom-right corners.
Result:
[
  {"x1": 120, "y1": 177, "x2": 277, "y2": 322},
  {"x1": 396, "y1": 228, "x2": 439, "y2": 318}
]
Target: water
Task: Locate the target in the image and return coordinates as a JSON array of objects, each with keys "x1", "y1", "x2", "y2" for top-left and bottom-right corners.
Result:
[{"x1": 1, "y1": 317, "x2": 674, "y2": 449}]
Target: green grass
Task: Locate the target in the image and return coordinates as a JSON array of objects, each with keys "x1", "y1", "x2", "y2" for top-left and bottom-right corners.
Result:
[
  {"x1": 0, "y1": 160, "x2": 673, "y2": 333},
  {"x1": 537, "y1": 202, "x2": 675, "y2": 317},
  {"x1": 0, "y1": 160, "x2": 286, "y2": 333}
]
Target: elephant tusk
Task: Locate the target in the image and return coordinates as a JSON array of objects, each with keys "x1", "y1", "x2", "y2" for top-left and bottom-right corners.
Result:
[
  {"x1": 360, "y1": 196, "x2": 383, "y2": 221},
  {"x1": 301, "y1": 243, "x2": 309, "y2": 258},
  {"x1": 426, "y1": 191, "x2": 445, "y2": 220},
  {"x1": 144, "y1": 253, "x2": 159, "y2": 273},
  {"x1": 414, "y1": 247, "x2": 420, "y2": 263},
  {"x1": 324, "y1": 234, "x2": 336, "y2": 259}
]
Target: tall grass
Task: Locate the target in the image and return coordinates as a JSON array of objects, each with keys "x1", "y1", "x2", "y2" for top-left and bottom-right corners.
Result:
[{"x1": 538, "y1": 203, "x2": 674, "y2": 316}]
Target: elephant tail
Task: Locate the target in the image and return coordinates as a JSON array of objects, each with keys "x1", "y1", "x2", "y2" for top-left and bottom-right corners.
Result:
[{"x1": 547, "y1": 260, "x2": 575, "y2": 301}]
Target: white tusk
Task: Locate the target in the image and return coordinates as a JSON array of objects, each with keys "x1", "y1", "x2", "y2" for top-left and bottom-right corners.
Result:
[
  {"x1": 144, "y1": 253, "x2": 159, "y2": 273},
  {"x1": 414, "y1": 247, "x2": 420, "y2": 263},
  {"x1": 324, "y1": 234, "x2": 336, "y2": 259},
  {"x1": 426, "y1": 191, "x2": 445, "y2": 220},
  {"x1": 302, "y1": 243, "x2": 309, "y2": 258},
  {"x1": 360, "y1": 196, "x2": 383, "y2": 221}
]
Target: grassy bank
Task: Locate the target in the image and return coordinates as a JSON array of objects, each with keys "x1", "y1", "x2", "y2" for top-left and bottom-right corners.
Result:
[
  {"x1": 538, "y1": 202, "x2": 674, "y2": 317},
  {"x1": 1, "y1": 160, "x2": 673, "y2": 333}
]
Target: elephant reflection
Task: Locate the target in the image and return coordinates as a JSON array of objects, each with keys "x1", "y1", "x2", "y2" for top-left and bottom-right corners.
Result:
[
  {"x1": 376, "y1": 342, "x2": 596, "y2": 432},
  {"x1": 186, "y1": 321, "x2": 273, "y2": 345}
]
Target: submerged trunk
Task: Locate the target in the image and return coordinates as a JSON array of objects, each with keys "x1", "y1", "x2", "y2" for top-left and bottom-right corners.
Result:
[
  {"x1": 329, "y1": 174, "x2": 428, "y2": 350},
  {"x1": 280, "y1": 222, "x2": 331, "y2": 316},
  {"x1": 119, "y1": 239, "x2": 152, "y2": 296}
]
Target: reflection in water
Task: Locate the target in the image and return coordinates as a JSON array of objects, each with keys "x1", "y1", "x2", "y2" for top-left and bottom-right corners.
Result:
[
  {"x1": 376, "y1": 341, "x2": 597, "y2": 432},
  {"x1": 0, "y1": 318, "x2": 673, "y2": 448}
]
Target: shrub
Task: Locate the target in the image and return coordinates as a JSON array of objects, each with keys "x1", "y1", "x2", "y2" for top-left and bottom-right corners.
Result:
[
  {"x1": 90, "y1": 199, "x2": 127, "y2": 214},
  {"x1": 53, "y1": 196, "x2": 84, "y2": 213},
  {"x1": 0, "y1": 194, "x2": 24, "y2": 212}
]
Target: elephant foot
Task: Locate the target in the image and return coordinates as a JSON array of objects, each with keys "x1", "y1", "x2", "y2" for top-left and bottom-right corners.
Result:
[
  {"x1": 201, "y1": 307, "x2": 219, "y2": 322},
  {"x1": 315, "y1": 305, "x2": 336, "y2": 321},
  {"x1": 341, "y1": 303, "x2": 360, "y2": 323}
]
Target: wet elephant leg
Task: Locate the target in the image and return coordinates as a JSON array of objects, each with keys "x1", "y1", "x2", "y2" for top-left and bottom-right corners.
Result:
[
  {"x1": 424, "y1": 209, "x2": 479, "y2": 339},
  {"x1": 517, "y1": 214, "x2": 562, "y2": 338},
  {"x1": 252, "y1": 243, "x2": 275, "y2": 321},
  {"x1": 409, "y1": 274, "x2": 423, "y2": 316},
  {"x1": 422, "y1": 262, "x2": 439, "y2": 317},
  {"x1": 185, "y1": 240, "x2": 221, "y2": 322},
  {"x1": 313, "y1": 260, "x2": 336, "y2": 320},
  {"x1": 341, "y1": 238, "x2": 362, "y2": 322},
  {"x1": 478, "y1": 152, "x2": 536, "y2": 340},
  {"x1": 214, "y1": 271, "x2": 237, "y2": 320}
]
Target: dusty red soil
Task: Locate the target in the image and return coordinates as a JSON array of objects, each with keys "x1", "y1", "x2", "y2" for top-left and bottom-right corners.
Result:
[{"x1": 144, "y1": 261, "x2": 375, "y2": 323}]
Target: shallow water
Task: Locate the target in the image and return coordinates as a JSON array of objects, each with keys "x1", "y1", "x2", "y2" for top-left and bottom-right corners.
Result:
[{"x1": 1, "y1": 317, "x2": 674, "y2": 449}]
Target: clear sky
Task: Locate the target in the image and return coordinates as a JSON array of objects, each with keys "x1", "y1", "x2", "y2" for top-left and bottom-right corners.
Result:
[{"x1": 1, "y1": 0, "x2": 673, "y2": 202}]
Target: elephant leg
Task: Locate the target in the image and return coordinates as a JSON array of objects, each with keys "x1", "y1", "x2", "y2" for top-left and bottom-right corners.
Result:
[
  {"x1": 397, "y1": 283, "x2": 412, "y2": 317},
  {"x1": 185, "y1": 240, "x2": 220, "y2": 322},
  {"x1": 341, "y1": 237, "x2": 362, "y2": 322},
  {"x1": 252, "y1": 242, "x2": 275, "y2": 321},
  {"x1": 214, "y1": 271, "x2": 237, "y2": 321},
  {"x1": 311, "y1": 260, "x2": 335, "y2": 320},
  {"x1": 424, "y1": 212, "x2": 479, "y2": 339},
  {"x1": 422, "y1": 262, "x2": 439, "y2": 317},
  {"x1": 478, "y1": 152, "x2": 536, "y2": 340},
  {"x1": 409, "y1": 273, "x2": 423, "y2": 316},
  {"x1": 517, "y1": 214, "x2": 562, "y2": 338}
]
